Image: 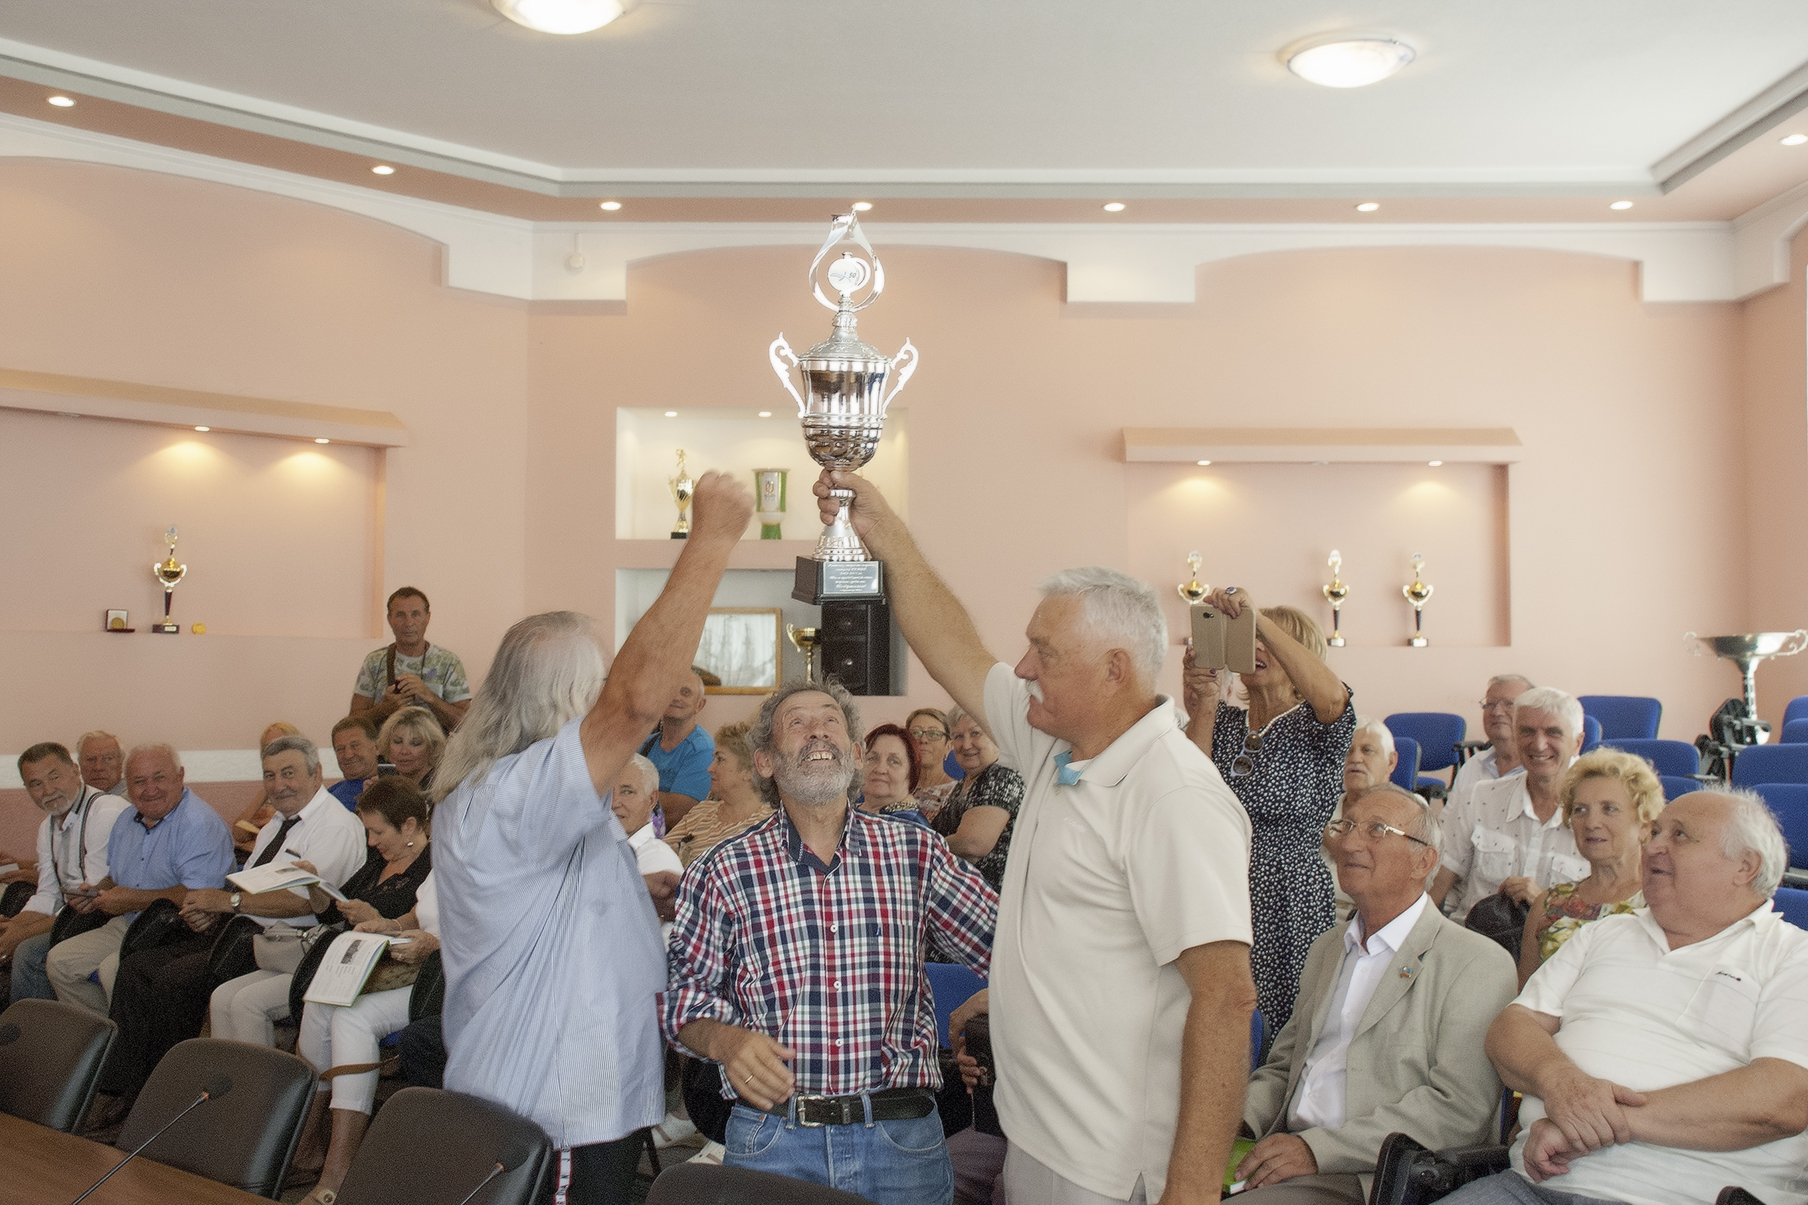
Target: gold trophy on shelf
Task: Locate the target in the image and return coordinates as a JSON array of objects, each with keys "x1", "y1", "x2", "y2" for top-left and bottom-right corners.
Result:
[
  {"x1": 150, "y1": 526, "x2": 187, "y2": 634},
  {"x1": 669, "y1": 449, "x2": 695, "y2": 539},
  {"x1": 1402, "y1": 552, "x2": 1433, "y2": 647},
  {"x1": 786, "y1": 624, "x2": 821, "y2": 684},
  {"x1": 1323, "y1": 550, "x2": 1350, "y2": 647},
  {"x1": 1177, "y1": 551, "x2": 1209, "y2": 604}
]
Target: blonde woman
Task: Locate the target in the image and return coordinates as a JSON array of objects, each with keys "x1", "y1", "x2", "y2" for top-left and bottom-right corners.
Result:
[
  {"x1": 1516, "y1": 747, "x2": 1663, "y2": 987},
  {"x1": 377, "y1": 707, "x2": 445, "y2": 791},
  {"x1": 662, "y1": 722, "x2": 771, "y2": 869}
]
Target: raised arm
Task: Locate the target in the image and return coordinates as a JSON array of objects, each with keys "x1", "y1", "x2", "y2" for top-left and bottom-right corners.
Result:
[
  {"x1": 1207, "y1": 587, "x2": 1346, "y2": 724},
  {"x1": 815, "y1": 469, "x2": 996, "y2": 723},
  {"x1": 580, "y1": 472, "x2": 753, "y2": 797}
]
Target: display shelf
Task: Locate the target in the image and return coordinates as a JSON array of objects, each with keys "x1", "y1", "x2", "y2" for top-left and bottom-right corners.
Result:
[{"x1": 611, "y1": 538, "x2": 822, "y2": 570}]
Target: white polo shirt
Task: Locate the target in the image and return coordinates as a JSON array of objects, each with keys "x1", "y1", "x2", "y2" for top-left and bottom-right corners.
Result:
[
  {"x1": 985, "y1": 663, "x2": 1253, "y2": 1202},
  {"x1": 25, "y1": 787, "x2": 131, "y2": 916},
  {"x1": 1512, "y1": 903, "x2": 1808, "y2": 1205},
  {"x1": 1439, "y1": 772, "x2": 1588, "y2": 922},
  {"x1": 244, "y1": 786, "x2": 369, "y2": 927}
]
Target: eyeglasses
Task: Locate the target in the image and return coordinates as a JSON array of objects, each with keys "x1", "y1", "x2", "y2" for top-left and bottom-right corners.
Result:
[
  {"x1": 1229, "y1": 731, "x2": 1262, "y2": 778},
  {"x1": 908, "y1": 728, "x2": 949, "y2": 743},
  {"x1": 1324, "y1": 818, "x2": 1431, "y2": 847},
  {"x1": 1478, "y1": 699, "x2": 1517, "y2": 713}
]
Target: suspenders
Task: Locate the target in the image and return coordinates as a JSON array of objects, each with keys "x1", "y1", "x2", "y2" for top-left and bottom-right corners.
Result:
[{"x1": 49, "y1": 788, "x2": 96, "y2": 898}]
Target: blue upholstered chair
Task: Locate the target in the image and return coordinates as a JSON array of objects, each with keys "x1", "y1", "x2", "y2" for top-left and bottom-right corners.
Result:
[
  {"x1": 1577, "y1": 696, "x2": 1662, "y2": 741},
  {"x1": 1602, "y1": 739, "x2": 1699, "y2": 779},
  {"x1": 924, "y1": 962, "x2": 986, "y2": 1048},
  {"x1": 1659, "y1": 776, "x2": 1701, "y2": 801},
  {"x1": 1384, "y1": 713, "x2": 1467, "y2": 777},
  {"x1": 1784, "y1": 697, "x2": 1808, "y2": 730},
  {"x1": 1390, "y1": 737, "x2": 1422, "y2": 792},
  {"x1": 1774, "y1": 886, "x2": 1808, "y2": 930},
  {"x1": 1781, "y1": 720, "x2": 1808, "y2": 744},
  {"x1": 1754, "y1": 783, "x2": 1808, "y2": 870},
  {"x1": 1580, "y1": 714, "x2": 1602, "y2": 754},
  {"x1": 1731, "y1": 744, "x2": 1808, "y2": 787}
]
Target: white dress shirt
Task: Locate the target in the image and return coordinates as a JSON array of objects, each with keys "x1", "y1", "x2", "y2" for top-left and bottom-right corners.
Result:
[
  {"x1": 244, "y1": 786, "x2": 369, "y2": 927},
  {"x1": 1289, "y1": 894, "x2": 1432, "y2": 1131},
  {"x1": 1447, "y1": 747, "x2": 1521, "y2": 815},
  {"x1": 1439, "y1": 772, "x2": 1588, "y2": 922},
  {"x1": 25, "y1": 786, "x2": 131, "y2": 916}
]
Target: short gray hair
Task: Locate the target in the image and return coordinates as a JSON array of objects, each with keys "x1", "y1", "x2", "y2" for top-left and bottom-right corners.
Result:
[
  {"x1": 1515, "y1": 687, "x2": 1583, "y2": 739},
  {"x1": 1355, "y1": 782, "x2": 1442, "y2": 850},
  {"x1": 1036, "y1": 567, "x2": 1167, "y2": 682},
  {"x1": 946, "y1": 704, "x2": 972, "y2": 730},
  {"x1": 262, "y1": 734, "x2": 321, "y2": 777},
  {"x1": 747, "y1": 678, "x2": 863, "y2": 807},
  {"x1": 76, "y1": 730, "x2": 121, "y2": 754},
  {"x1": 1353, "y1": 715, "x2": 1395, "y2": 758},
  {"x1": 1710, "y1": 789, "x2": 1789, "y2": 898},
  {"x1": 1487, "y1": 674, "x2": 1535, "y2": 692},
  {"x1": 126, "y1": 742, "x2": 183, "y2": 772},
  {"x1": 626, "y1": 753, "x2": 660, "y2": 796}
]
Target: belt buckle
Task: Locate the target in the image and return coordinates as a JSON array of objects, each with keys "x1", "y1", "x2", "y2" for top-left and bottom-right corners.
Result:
[{"x1": 796, "y1": 1096, "x2": 854, "y2": 1127}]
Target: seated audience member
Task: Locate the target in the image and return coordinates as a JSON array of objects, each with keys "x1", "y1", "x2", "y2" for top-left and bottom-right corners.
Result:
[
  {"x1": 615, "y1": 754, "x2": 683, "y2": 908},
  {"x1": 1236, "y1": 785, "x2": 1517, "y2": 1205},
  {"x1": 930, "y1": 705, "x2": 1023, "y2": 890},
  {"x1": 1433, "y1": 688, "x2": 1590, "y2": 924},
  {"x1": 661, "y1": 681, "x2": 998, "y2": 1205},
  {"x1": 639, "y1": 669, "x2": 715, "y2": 828},
  {"x1": 1326, "y1": 717, "x2": 1400, "y2": 918},
  {"x1": 662, "y1": 721, "x2": 772, "y2": 869},
  {"x1": 45, "y1": 744, "x2": 235, "y2": 1018},
  {"x1": 860, "y1": 722, "x2": 930, "y2": 825},
  {"x1": 2, "y1": 743, "x2": 131, "y2": 999},
  {"x1": 77, "y1": 730, "x2": 129, "y2": 798},
  {"x1": 378, "y1": 706, "x2": 445, "y2": 791},
  {"x1": 351, "y1": 586, "x2": 471, "y2": 732},
  {"x1": 1448, "y1": 790, "x2": 1808, "y2": 1205},
  {"x1": 328, "y1": 715, "x2": 381, "y2": 809},
  {"x1": 906, "y1": 707, "x2": 959, "y2": 817},
  {"x1": 1449, "y1": 675, "x2": 1533, "y2": 812},
  {"x1": 98, "y1": 736, "x2": 365, "y2": 1108},
  {"x1": 211, "y1": 774, "x2": 430, "y2": 1048},
  {"x1": 230, "y1": 721, "x2": 299, "y2": 854},
  {"x1": 1517, "y1": 749, "x2": 1660, "y2": 988}
]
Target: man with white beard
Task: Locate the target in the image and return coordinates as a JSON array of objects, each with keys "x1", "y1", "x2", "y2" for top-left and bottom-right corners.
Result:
[{"x1": 660, "y1": 679, "x2": 999, "y2": 1205}]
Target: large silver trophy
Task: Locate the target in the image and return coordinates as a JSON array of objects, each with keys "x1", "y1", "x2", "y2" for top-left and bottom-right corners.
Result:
[
  {"x1": 1686, "y1": 630, "x2": 1808, "y2": 739},
  {"x1": 770, "y1": 213, "x2": 917, "y2": 604}
]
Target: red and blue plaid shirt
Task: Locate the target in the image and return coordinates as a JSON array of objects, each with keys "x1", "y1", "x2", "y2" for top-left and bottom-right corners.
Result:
[{"x1": 659, "y1": 806, "x2": 997, "y2": 1098}]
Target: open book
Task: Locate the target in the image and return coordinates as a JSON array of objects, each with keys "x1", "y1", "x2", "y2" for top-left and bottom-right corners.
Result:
[
  {"x1": 303, "y1": 932, "x2": 398, "y2": 1006},
  {"x1": 227, "y1": 862, "x2": 347, "y2": 902}
]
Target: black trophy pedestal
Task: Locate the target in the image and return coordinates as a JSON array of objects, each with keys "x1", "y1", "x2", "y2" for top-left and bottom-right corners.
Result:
[{"x1": 793, "y1": 557, "x2": 899, "y2": 695}]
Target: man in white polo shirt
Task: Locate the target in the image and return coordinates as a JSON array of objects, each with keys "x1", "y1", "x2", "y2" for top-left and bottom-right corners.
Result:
[
  {"x1": 814, "y1": 469, "x2": 1256, "y2": 1205},
  {"x1": 1445, "y1": 790, "x2": 1808, "y2": 1205}
]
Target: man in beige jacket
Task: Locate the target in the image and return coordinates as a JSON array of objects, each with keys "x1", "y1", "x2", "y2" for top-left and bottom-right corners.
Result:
[{"x1": 1238, "y1": 784, "x2": 1518, "y2": 1205}]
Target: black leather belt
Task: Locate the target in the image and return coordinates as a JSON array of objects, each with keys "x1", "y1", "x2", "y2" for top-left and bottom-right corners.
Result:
[{"x1": 742, "y1": 1087, "x2": 935, "y2": 1127}]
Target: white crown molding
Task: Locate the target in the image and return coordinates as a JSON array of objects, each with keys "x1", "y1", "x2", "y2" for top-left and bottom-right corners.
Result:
[
  {"x1": 0, "y1": 110, "x2": 1768, "y2": 305},
  {"x1": 1653, "y1": 58, "x2": 1808, "y2": 192},
  {"x1": 1731, "y1": 179, "x2": 1808, "y2": 298}
]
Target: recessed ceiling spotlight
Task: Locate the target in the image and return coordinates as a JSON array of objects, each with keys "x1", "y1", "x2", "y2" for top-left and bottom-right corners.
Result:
[
  {"x1": 1284, "y1": 34, "x2": 1415, "y2": 88},
  {"x1": 1782, "y1": 134, "x2": 1808, "y2": 146},
  {"x1": 1427, "y1": 460, "x2": 1443, "y2": 467},
  {"x1": 492, "y1": 0, "x2": 622, "y2": 34},
  {"x1": 371, "y1": 165, "x2": 395, "y2": 175},
  {"x1": 599, "y1": 200, "x2": 622, "y2": 211},
  {"x1": 194, "y1": 426, "x2": 210, "y2": 432},
  {"x1": 1196, "y1": 460, "x2": 1212, "y2": 466},
  {"x1": 1355, "y1": 202, "x2": 1380, "y2": 212},
  {"x1": 1102, "y1": 202, "x2": 1126, "y2": 212},
  {"x1": 758, "y1": 411, "x2": 773, "y2": 418},
  {"x1": 851, "y1": 202, "x2": 873, "y2": 212},
  {"x1": 1609, "y1": 200, "x2": 1634, "y2": 210},
  {"x1": 315, "y1": 437, "x2": 331, "y2": 444},
  {"x1": 46, "y1": 95, "x2": 75, "y2": 108},
  {"x1": 664, "y1": 411, "x2": 678, "y2": 418}
]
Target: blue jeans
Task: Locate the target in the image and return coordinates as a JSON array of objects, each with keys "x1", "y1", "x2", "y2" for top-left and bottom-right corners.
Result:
[
  {"x1": 724, "y1": 1100, "x2": 953, "y2": 1205},
  {"x1": 10, "y1": 931, "x2": 56, "y2": 1001}
]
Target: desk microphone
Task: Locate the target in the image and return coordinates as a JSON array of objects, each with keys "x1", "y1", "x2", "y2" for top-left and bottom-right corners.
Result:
[
  {"x1": 70, "y1": 1074, "x2": 233, "y2": 1204},
  {"x1": 452, "y1": 1137, "x2": 535, "y2": 1205}
]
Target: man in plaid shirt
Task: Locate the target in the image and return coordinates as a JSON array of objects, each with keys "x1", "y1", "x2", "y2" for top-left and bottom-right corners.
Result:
[{"x1": 660, "y1": 678, "x2": 998, "y2": 1205}]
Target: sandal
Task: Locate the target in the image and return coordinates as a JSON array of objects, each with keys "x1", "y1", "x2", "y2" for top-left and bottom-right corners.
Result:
[
  {"x1": 302, "y1": 1187, "x2": 337, "y2": 1205},
  {"x1": 650, "y1": 1113, "x2": 698, "y2": 1148},
  {"x1": 688, "y1": 1141, "x2": 725, "y2": 1166}
]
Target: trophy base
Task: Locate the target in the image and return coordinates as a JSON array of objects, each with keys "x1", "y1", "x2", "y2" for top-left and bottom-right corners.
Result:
[
  {"x1": 1408, "y1": 636, "x2": 1428, "y2": 648},
  {"x1": 794, "y1": 557, "x2": 884, "y2": 605},
  {"x1": 1328, "y1": 636, "x2": 1346, "y2": 647},
  {"x1": 149, "y1": 621, "x2": 181, "y2": 634},
  {"x1": 670, "y1": 531, "x2": 688, "y2": 540}
]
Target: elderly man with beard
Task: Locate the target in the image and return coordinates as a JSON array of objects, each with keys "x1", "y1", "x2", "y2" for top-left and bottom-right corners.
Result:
[
  {"x1": 660, "y1": 679, "x2": 998, "y2": 1205},
  {"x1": 3, "y1": 743, "x2": 131, "y2": 1001}
]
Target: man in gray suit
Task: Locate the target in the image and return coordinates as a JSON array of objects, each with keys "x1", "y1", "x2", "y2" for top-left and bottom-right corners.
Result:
[{"x1": 1237, "y1": 784, "x2": 1519, "y2": 1204}]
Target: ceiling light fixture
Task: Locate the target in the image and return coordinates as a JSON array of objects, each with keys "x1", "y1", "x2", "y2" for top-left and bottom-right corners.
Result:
[
  {"x1": 852, "y1": 202, "x2": 873, "y2": 212},
  {"x1": 1609, "y1": 200, "x2": 1634, "y2": 210},
  {"x1": 1427, "y1": 460, "x2": 1443, "y2": 467},
  {"x1": 492, "y1": 0, "x2": 622, "y2": 34},
  {"x1": 194, "y1": 426, "x2": 210, "y2": 432},
  {"x1": 1196, "y1": 460, "x2": 1212, "y2": 466},
  {"x1": 1284, "y1": 34, "x2": 1416, "y2": 88},
  {"x1": 600, "y1": 200, "x2": 622, "y2": 210},
  {"x1": 315, "y1": 438, "x2": 331, "y2": 444},
  {"x1": 1355, "y1": 202, "x2": 1380, "y2": 212},
  {"x1": 1782, "y1": 134, "x2": 1808, "y2": 146},
  {"x1": 371, "y1": 164, "x2": 395, "y2": 175},
  {"x1": 758, "y1": 411, "x2": 773, "y2": 418},
  {"x1": 46, "y1": 95, "x2": 75, "y2": 108},
  {"x1": 664, "y1": 411, "x2": 678, "y2": 418},
  {"x1": 1102, "y1": 202, "x2": 1126, "y2": 212}
]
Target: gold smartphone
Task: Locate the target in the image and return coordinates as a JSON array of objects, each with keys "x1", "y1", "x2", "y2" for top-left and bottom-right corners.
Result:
[{"x1": 1190, "y1": 602, "x2": 1258, "y2": 675}]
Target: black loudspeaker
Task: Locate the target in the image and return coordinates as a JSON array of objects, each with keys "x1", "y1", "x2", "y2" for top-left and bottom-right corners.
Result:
[{"x1": 819, "y1": 599, "x2": 897, "y2": 696}]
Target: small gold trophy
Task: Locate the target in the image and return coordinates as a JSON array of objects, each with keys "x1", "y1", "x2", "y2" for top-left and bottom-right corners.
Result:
[
  {"x1": 1323, "y1": 550, "x2": 1350, "y2": 647},
  {"x1": 1177, "y1": 551, "x2": 1209, "y2": 604},
  {"x1": 151, "y1": 526, "x2": 187, "y2": 634},
  {"x1": 754, "y1": 468, "x2": 788, "y2": 540},
  {"x1": 669, "y1": 449, "x2": 695, "y2": 539},
  {"x1": 786, "y1": 624, "x2": 821, "y2": 684},
  {"x1": 1403, "y1": 552, "x2": 1433, "y2": 647}
]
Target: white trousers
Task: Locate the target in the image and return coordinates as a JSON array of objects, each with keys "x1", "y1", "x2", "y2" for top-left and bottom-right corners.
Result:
[
  {"x1": 45, "y1": 915, "x2": 133, "y2": 1014},
  {"x1": 295, "y1": 986, "x2": 413, "y2": 1114},
  {"x1": 1003, "y1": 1145, "x2": 1148, "y2": 1205},
  {"x1": 210, "y1": 968, "x2": 295, "y2": 1046}
]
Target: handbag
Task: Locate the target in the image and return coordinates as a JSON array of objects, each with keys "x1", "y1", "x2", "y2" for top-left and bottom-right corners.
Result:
[
  {"x1": 253, "y1": 921, "x2": 328, "y2": 974},
  {"x1": 1465, "y1": 892, "x2": 1530, "y2": 958},
  {"x1": 206, "y1": 913, "x2": 264, "y2": 988},
  {"x1": 49, "y1": 903, "x2": 111, "y2": 947}
]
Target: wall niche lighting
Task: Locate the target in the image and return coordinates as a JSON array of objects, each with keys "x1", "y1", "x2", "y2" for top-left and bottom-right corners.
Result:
[{"x1": 493, "y1": 0, "x2": 622, "y2": 34}]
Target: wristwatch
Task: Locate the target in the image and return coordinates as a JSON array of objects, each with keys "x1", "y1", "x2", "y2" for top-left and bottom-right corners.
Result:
[{"x1": 229, "y1": 892, "x2": 242, "y2": 914}]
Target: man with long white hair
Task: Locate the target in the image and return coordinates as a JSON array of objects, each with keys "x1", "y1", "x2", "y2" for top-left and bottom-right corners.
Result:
[
  {"x1": 432, "y1": 471, "x2": 751, "y2": 1205},
  {"x1": 813, "y1": 470, "x2": 1255, "y2": 1205}
]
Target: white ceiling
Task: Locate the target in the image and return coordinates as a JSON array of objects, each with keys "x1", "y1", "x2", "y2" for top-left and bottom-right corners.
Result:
[{"x1": 2, "y1": 0, "x2": 1807, "y2": 194}]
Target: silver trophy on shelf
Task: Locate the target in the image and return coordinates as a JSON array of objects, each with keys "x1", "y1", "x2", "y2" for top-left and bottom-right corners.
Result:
[
  {"x1": 1686, "y1": 631, "x2": 1808, "y2": 739},
  {"x1": 770, "y1": 213, "x2": 917, "y2": 604}
]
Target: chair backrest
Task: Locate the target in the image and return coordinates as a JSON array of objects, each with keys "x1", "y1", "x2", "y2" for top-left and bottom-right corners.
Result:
[
  {"x1": 1660, "y1": 775, "x2": 1702, "y2": 801},
  {"x1": 1580, "y1": 714, "x2": 1602, "y2": 754},
  {"x1": 649, "y1": 1163, "x2": 874, "y2": 1205},
  {"x1": 1384, "y1": 713, "x2": 1467, "y2": 773},
  {"x1": 334, "y1": 1087, "x2": 553, "y2": 1205},
  {"x1": 116, "y1": 1038, "x2": 314, "y2": 1197},
  {"x1": 1602, "y1": 739, "x2": 1699, "y2": 779},
  {"x1": 1389, "y1": 738, "x2": 1422, "y2": 791},
  {"x1": 1730, "y1": 744, "x2": 1808, "y2": 787},
  {"x1": 1577, "y1": 695, "x2": 1662, "y2": 741},
  {"x1": 1785, "y1": 696, "x2": 1808, "y2": 730},
  {"x1": 923, "y1": 961, "x2": 986, "y2": 1047},
  {"x1": 1755, "y1": 783, "x2": 1808, "y2": 870},
  {"x1": 1774, "y1": 886, "x2": 1808, "y2": 930},
  {"x1": 0, "y1": 999, "x2": 117, "y2": 1133},
  {"x1": 1782, "y1": 719, "x2": 1808, "y2": 744}
]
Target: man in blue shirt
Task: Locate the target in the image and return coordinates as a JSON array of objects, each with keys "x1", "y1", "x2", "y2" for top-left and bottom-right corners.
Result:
[
  {"x1": 45, "y1": 744, "x2": 235, "y2": 1015},
  {"x1": 640, "y1": 669, "x2": 715, "y2": 828},
  {"x1": 328, "y1": 715, "x2": 380, "y2": 810}
]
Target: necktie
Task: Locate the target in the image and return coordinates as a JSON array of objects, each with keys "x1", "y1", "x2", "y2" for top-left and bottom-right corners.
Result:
[
  {"x1": 1054, "y1": 751, "x2": 1083, "y2": 786},
  {"x1": 251, "y1": 814, "x2": 303, "y2": 868}
]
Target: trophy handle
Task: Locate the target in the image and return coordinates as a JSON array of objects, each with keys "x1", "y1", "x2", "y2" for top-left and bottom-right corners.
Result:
[
  {"x1": 879, "y1": 339, "x2": 918, "y2": 416},
  {"x1": 769, "y1": 336, "x2": 807, "y2": 417},
  {"x1": 1683, "y1": 631, "x2": 1707, "y2": 658},
  {"x1": 1781, "y1": 630, "x2": 1808, "y2": 659}
]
